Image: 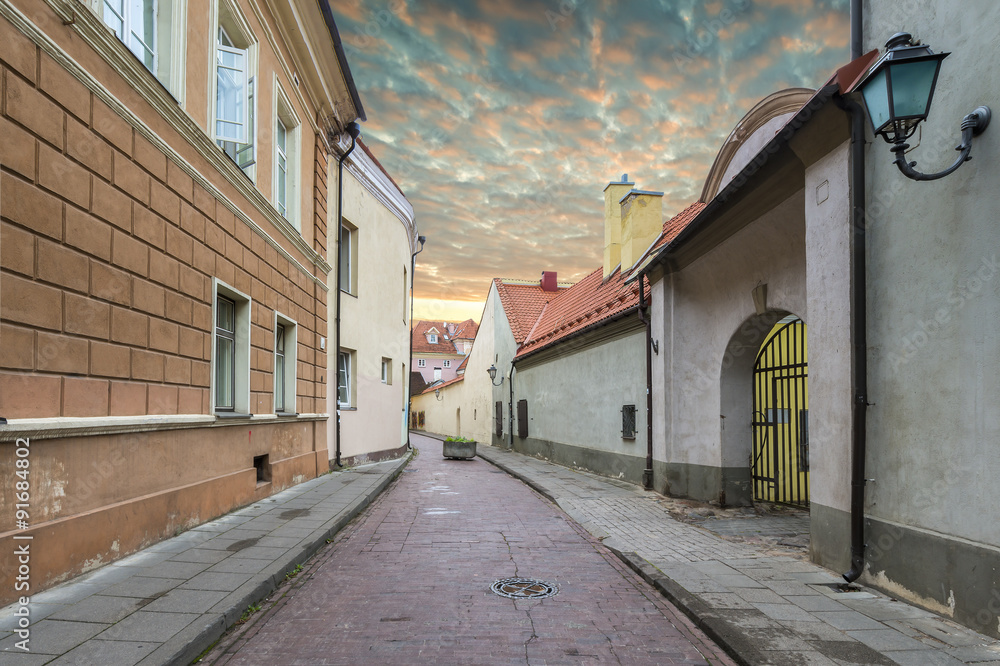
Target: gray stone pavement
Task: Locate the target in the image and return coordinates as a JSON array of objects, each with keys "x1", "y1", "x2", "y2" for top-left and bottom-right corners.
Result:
[
  {"x1": 0, "y1": 455, "x2": 409, "y2": 665},
  {"x1": 474, "y1": 440, "x2": 1000, "y2": 666}
]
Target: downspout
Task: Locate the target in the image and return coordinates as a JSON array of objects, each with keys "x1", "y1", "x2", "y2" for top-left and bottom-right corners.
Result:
[
  {"x1": 507, "y1": 362, "x2": 515, "y2": 450},
  {"x1": 406, "y1": 236, "x2": 427, "y2": 450},
  {"x1": 334, "y1": 122, "x2": 361, "y2": 468},
  {"x1": 841, "y1": 0, "x2": 868, "y2": 583},
  {"x1": 638, "y1": 278, "x2": 654, "y2": 490}
]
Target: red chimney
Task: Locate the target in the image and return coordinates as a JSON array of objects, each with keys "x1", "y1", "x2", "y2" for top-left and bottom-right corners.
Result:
[{"x1": 541, "y1": 271, "x2": 557, "y2": 292}]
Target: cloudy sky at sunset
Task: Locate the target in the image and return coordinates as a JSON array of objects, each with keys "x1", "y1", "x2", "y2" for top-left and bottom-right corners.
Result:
[{"x1": 331, "y1": 0, "x2": 850, "y2": 322}]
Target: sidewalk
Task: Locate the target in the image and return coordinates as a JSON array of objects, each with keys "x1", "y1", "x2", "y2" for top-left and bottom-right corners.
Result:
[
  {"x1": 475, "y1": 442, "x2": 1000, "y2": 666},
  {"x1": 0, "y1": 455, "x2": 410, "y2": 665}
]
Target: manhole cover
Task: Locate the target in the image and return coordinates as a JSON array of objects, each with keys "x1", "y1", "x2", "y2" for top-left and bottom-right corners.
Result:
[{"x1": 491, "y1": 578, "x2": 558, "y2": 599}]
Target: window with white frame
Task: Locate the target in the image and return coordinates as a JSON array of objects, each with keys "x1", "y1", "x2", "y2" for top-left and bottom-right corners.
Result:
[
  {"x1": 101, "y1": 0, "x2": 186, "y2": 100},
  {"x1": 433, "y1": 367, "x2": 442, "y2": 381},
  {"x1": 428, "y1": 334, "x2": 437, "y2": 344},
  {"x1": 443, "y1": 360, "x2": 451, "y2": 368},
  {"x1": 274, "y1": 83, "x2": 300, "y2": 227},
  {"x1": 274, "y1": 315, "x2": 297, "y2": 413},
  {"x1": 417, "y1": 359, "x2": 425, "y2": 368},
  {"x1": 213, "y1": 1, "x2": 256, "y2": 179},
  {"x1": 340, "y1": 222, "x2": 357, "y2": 295},
  {"x1": 213, "y1": 281, "x2": 251, "y2": 414},
  {"x1": 337, "y1": 350, "x2": 354, "y2": 408},
  {"x1": 381, "y1": 358, "x2": 392, "y2": 385}
]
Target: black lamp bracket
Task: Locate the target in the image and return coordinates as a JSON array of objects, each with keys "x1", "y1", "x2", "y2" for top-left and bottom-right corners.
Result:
[{"x1": 890, "y1": 106, "x2": 991, "y2": 181}]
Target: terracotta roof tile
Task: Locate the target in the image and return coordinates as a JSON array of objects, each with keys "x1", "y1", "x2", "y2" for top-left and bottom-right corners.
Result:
[
  {"x1": 412, "y1": 320, "x2": 471, "y2": 354},
  {"x1": 420, "y1": 374, "x2": 463, "y2": 394},
  {"x1": 494, "y1": 279, "x2": 563, "y2": 344},
  {"x1": 512, "y1": 203, "x2": 702, "y2": 359}
]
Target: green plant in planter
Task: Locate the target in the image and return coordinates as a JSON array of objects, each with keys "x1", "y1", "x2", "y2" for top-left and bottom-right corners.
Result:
[{"x1": 445, "y1": 436, "x2": 476, "y2": 443}]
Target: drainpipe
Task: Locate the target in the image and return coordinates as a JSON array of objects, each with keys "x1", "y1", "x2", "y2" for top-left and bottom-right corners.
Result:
[
  {"x1": 334, "y1": 121, "x2": 361, "y2": 468},
  {"x1": 841, "y1": 0, "x2": 868, "y2": 583},
  {"x1": 638, "y1": 278, "x2": 654, "y2": 490},
  {"x1": 508, "y1": 362, "x2": 515, "y2": 450},
  {"x1": 406, "y1": 236, "x2": 427, "y2": 449}
]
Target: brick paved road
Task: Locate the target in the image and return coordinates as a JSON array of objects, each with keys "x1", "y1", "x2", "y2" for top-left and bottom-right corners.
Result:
[{"x1": 202, "y1": 434, "x2": 735, "y2": 665}]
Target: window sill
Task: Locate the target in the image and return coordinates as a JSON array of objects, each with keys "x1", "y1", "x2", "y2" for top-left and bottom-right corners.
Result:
[
  {"x1": 216, "y1": 412, "x2": 254, "y2": 419},
  {"x1": 340, "y1": 289, "x2": 358, "y2": 299},
  {"x1": 338, "y1": 407, "x2": 358, "y2": 412}
]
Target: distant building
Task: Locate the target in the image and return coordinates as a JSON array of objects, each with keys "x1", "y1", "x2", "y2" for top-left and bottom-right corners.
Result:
[{"x1": 412, "y1": 319, "x2": 478, "y2": 384}]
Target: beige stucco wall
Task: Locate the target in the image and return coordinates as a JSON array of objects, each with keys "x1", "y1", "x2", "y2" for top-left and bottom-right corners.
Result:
[{"x1": 329, "y1": 156, "x2": 414, "y2": 462}]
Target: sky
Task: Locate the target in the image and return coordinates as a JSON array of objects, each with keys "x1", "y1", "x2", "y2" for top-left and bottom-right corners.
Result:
[{"x1": 331, "y1": 0, "x2": 851, "y2": 323}]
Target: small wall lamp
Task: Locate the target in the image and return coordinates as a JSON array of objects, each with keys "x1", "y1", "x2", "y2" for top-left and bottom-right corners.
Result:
[
  {"x1": 857, "y1": 32, "x2": 990, "y2": 181},
  {"x1": 434, "y1": 388, "x2": 443, "y2": 401},
  {"x1": 487, "y1": 364, "x2": 504, "y2": 386}
]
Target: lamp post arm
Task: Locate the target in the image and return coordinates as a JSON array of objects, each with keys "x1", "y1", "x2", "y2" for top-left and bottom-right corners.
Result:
[{"x1": 891, "y1": 106, "x2": 991, "y2": 181}]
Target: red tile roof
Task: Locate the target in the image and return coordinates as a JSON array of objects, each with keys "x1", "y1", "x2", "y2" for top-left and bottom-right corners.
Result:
[
  {"x1": 420, "y1": 374, "x2": 463, "y2": 394},
  {"x1": 494, "y1": 280, "x2": 563, "y2": 344},
  {"x1": 412, "y1": 319, "x2": 477, "y2": 354},
  {"x1": 509, "y1": 203, "x2": 702, "y2": 360}
]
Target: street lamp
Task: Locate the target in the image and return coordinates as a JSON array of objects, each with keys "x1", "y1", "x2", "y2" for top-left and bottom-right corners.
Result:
[
  {"x1": 856, "y1": 32, "x2": 990, "y2": 181},
  {"x1": 434, "y1": 388, "x2": 444, "y2": 401},
  {"x1": 487, "y1": 364, "x2": 504, "y2": 386}
]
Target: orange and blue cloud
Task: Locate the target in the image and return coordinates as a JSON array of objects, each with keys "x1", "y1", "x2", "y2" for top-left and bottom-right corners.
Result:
[{"x1": 333, "y1": 0, "x2": 850, "y2": 319}]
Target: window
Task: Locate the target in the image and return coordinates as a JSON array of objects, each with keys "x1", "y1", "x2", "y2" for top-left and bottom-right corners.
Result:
[
  {"x1": 337, "y1": 350, "x2": 353, "y2": 407},
  {"x1": 517, "y1": 399, "x2": 528, "y2": 438},
  {"x1": 495, "y1": 401, "x2": 503, "y2": 436},
  {"x1": 213, "y1": 281, "x2": 251, "y2": 414},
  {"x1": 340, "y1": 223, "x2": 357, "y2": 294},
  {"x1": 101, "y1": 0, "x2": 186, "y2": 99},
  {"x1": 433, "y1": 367, "x2": 442, "y2": 382},
  {"x1": 417, "y1": 359, "x2": 425, "y2": 368},
  {"x1": 381, "y1": 358, "x2": 392, "y2": 385},
  {"x1": 213, "y1": 1, "x2": 256, "y2": 179},
  {"x1": 274, "y1": 315, "x2": 297, "y2": 413},
  {"x1": 215, "y1": 295, "x2": 235, "y2": 410},
  {"x1": 443, "y1": 360, "x2": 451, "y2": 368},
  {"x1": 622, "y1": 404, "x2": 636, "y2": 440},
  {"x1": 428, "y1": 334, "x2": 438, "y2": 344},
  {"x1": 274, "y1": 83, "x2": 300, "y2": 227}
]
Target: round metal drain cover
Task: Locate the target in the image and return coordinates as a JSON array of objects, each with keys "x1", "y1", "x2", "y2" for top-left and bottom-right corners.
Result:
[{"x1": 491, "y1": 578, "x2": 558, "y2": 599}]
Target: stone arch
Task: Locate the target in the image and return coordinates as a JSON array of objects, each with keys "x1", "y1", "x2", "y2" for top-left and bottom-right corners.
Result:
[
  {"x1": 700, "y1": 88, "x2": 815, "y2": 203},
  {"x1": 719, "y1": 309, "x2": 796, "y2": 506}
]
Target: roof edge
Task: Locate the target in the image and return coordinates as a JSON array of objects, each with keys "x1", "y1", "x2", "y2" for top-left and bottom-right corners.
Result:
[{"x1": 318, "y1": 0, "x2": 367, "y2": 122}]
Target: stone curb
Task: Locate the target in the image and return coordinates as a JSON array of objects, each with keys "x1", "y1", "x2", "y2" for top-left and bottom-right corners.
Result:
[{"x1": 144, "y1": 454, "x2": 411, "y2": 666}]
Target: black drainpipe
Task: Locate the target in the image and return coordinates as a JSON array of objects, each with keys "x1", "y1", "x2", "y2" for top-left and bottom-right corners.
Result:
[
  {"x1": 507, "y1": 363, "x2": 515, "y2": 450},
  {"x1": 841, "y1": 0, "x2": 868, "y2": 583},
  {"x1": 334, "y1": 121, "x2": 361, "y2": 468},
  {"x1": 638, "y1": 277, "x2": 654, "y2": 490}
]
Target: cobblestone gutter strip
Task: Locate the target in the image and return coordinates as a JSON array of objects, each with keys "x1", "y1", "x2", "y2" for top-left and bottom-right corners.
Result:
[
  {"x1": 143, "y1": 455, "x2": 412, "y2": 666},
  {"x1": 610, "y1": 548, "x2": 758, "y2": 666}
]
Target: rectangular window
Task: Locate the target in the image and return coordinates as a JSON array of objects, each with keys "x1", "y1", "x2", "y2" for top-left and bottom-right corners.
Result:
[
  {"x1": 104, "y1": 0, "x2": 156, "y2": 70},
  {"x1": 340, "y1": 223, "x2": 357, "y2": 294},
  {"x1": 495, "y1": 401, "x2": 503, "y2": 436},
  {"x1": 215, "y1": 295, "x2": 235, "y2": 411},
  {"x1": 443, "y1": 360, "x2": 451, "y2": 368},
  {"x1": 428, "y1": 334, "x2": 438, "y2": 344},
  {"x1": 274, "y1": 83, "x2": 300, "y2": 227},
  {"x1": 433, "y1": 367, "x2": 441, "y2": 381},
  {"x1": 417, "y1": 359, "x2": 425, "y2": 368},
  {"x1": 273, "y1": 315, "x2": 297, "y2": 413},
  {"x1": 622, "y1": 404, "x2": 636, "y2": 440},
  {"x1": 213, "y1": 3, "x2": 256, "y2": 180},
  {"x1": 381, "y1": 358, "x2": 391, "y2": 385},
  {"x1": 338, "y1": 351, "x2": 351, "y2": 407},
  {"x1": 213, "y1": 280, "x2": 251, "y2": 414}
]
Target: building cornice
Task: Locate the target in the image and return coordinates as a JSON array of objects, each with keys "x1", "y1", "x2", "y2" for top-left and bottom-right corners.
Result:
[
  {"x1": 0, "y1": 413, "x2": 329, "y2": 443},
  {"x1": 16, "y1": 0, "x2": 332, "y2": 289}
]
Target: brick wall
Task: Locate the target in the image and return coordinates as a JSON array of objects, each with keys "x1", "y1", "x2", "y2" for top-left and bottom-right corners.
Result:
[{"x1": 0, "y1": 16, "x2": 327, "y2": 420}]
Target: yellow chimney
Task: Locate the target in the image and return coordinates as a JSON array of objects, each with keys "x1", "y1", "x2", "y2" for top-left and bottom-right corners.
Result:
[
  {"x1": 619, "y1": 189, "x2": 663, "y2": 273},
  {"x1": 603, "y1": 174, "x2": 634, "y2": 279}
]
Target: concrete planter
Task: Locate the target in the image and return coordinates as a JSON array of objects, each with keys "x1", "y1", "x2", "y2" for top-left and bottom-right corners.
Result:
[{"x1": 443, "y1": 439, "x2": 477, "y2": 460}]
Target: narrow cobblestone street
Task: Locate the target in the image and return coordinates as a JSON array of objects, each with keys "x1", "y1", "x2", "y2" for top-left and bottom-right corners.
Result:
[{"x1": 202, "y1": 434, "x2": 735, "y2": 665}]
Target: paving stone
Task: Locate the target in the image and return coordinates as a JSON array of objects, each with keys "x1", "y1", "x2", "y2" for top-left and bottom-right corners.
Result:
[
  {"x1": 49, "y1": 595, "x2": 150, "y2": 624},
  {"x1": 847, "y1": 628, "x2": 930, "y2": 651},
  {"x1": 98, "y1": 576, "x2": 183, "y2": 599},
  {"x1": 0, "y1": 619, "x2": 109, "y2": 655},
  {"x1": 178, "y1": 572, "x2": 253, "y2": 592},
  {"x1": 884, "y1": 649, "x2": 968, "y2": 665},
  {"x1": 96, "y1": 611, "x2": 200, "y2": 642},
  {"x1": 140, "y1": 588, "x2": 229, "y2": 613},
  {"x1": 755, "y1": 602, "x2": 818, "y2": 622},
  {"x1": 48, "y1": 638, "x2": 159, "y2": 665},
  {"x1": 811, "y1": 610, "x2": 889, "y2": 631}
]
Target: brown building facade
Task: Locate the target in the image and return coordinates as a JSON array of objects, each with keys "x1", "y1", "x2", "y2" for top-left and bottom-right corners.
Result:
[{"x1": 0, "y1": 0, "x2": 363, "y2": 604}]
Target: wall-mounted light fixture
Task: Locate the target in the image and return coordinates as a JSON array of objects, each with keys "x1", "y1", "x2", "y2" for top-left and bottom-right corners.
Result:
[
  {"x1": 434, "y1": 388, "x2": 444, "y2": 401},
  {"x1": 857, "y1": 32, "x2": 990, "y2": 181},
  {"x1": 487, "y1": 364, "x2": 504, "y2": 386}
]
